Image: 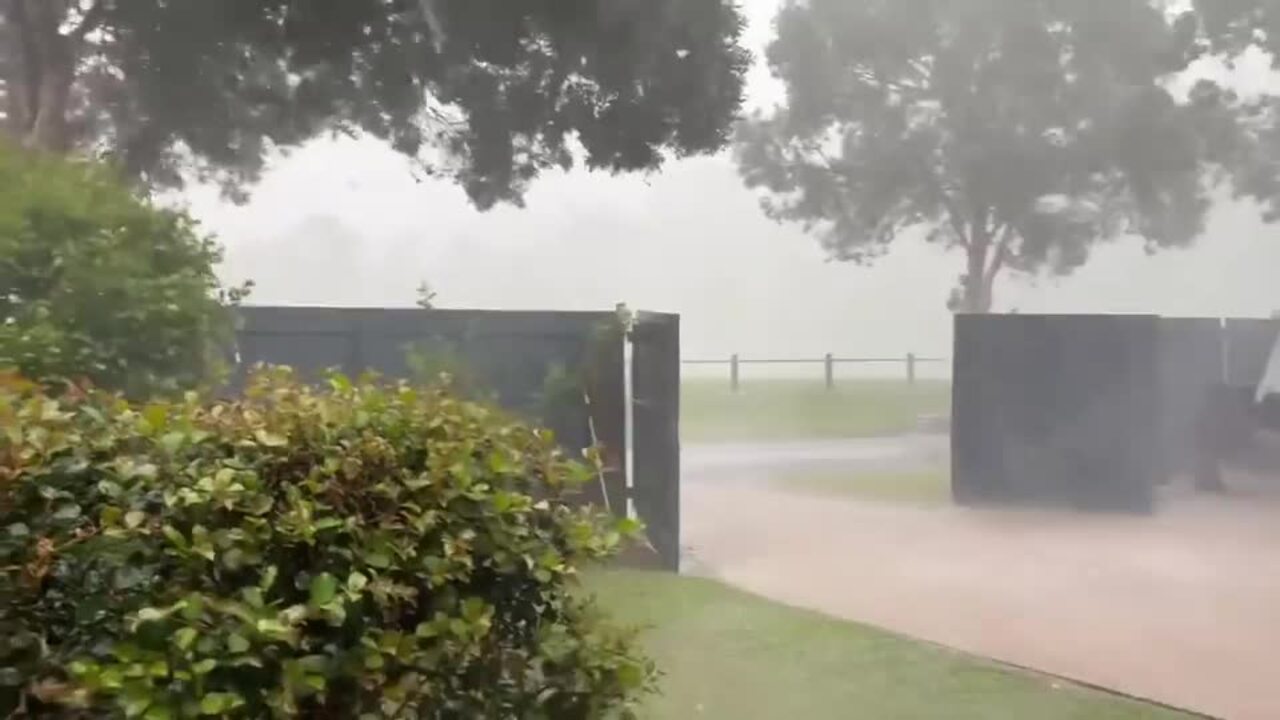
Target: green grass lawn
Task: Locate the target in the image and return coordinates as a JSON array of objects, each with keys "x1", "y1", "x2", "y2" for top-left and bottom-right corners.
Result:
[
  {"x1": 775, "y1": 468, "x2": 953, "y2": 507},
  {"x1": 681, "y1": 379, "x2": 950, "y2": 443},
  {"x1": 585, "y1": 571, "x2": 1197, "y2": 720}
]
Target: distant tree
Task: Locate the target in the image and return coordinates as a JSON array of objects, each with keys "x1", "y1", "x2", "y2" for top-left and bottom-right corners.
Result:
[
  {"x1": 416, "y1": 280, "x2": 438, "y2": 309},
  {"x1": 0, "y1": 0, "x2": 749, "y2": 206},
  {"x1": 735, "y1": 0, "x2": 1228, "y2": 313}
]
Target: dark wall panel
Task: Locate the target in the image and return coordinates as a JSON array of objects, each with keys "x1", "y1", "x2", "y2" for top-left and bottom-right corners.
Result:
[
  {"x1": 236, "y1": 332, "x2": 353, "y2": 384},
  {"x1": 631, "y1": 312, "x2": 681, "y2": 572},
  {"x1": 951, "y1": 313, "x2": 1010, "y2": 505},
  {"x1": 1225, "y1": 318, "x2": 1280, "y2": 388},
  {"x1": 1157, "y1": 318, "x2": 1225, "y2": 478},
  {"x1": 952, "y1": 314, "x2": 1160, "y2": 513},
  {"x1": 233, "y1": 306, "x2": 628, "y2": 516}
]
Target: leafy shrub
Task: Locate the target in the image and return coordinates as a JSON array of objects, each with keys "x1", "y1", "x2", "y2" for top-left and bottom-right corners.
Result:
[
  {"x1": 0, "y1": 142, "x2": 244, "y2": 399},
  {"x1": 0, "y1": 368, "x2": 652, "y2": 718}
]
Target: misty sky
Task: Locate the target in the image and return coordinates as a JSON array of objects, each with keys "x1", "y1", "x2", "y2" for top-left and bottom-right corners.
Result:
[{"x1": 182, "y1": 0, "x2": 1280, "y2": 366}]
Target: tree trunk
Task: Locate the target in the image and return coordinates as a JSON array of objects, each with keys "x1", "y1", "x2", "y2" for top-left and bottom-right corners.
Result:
[
  {"x1": 957, "y1": 226, "x2": 994, "y2": 314},
  {"x1": 3, "y1": 0, "x2": 76, "y2": 152},
  {"x1": 25, "y1": 53, "x2": 74, "y2": 151},
  {"x1": 959, "y1": 273, "x2": 993, "y2": 313}
]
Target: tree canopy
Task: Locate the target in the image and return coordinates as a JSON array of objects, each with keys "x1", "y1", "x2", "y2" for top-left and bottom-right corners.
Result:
[
  {"x1": 1, "y1": 0, "x2": 749, "y2": 207},
  {"x1": 736, "y1": 0, "x2": 1233, "y2": 312},
  {"x1": 1185, "y1": 0, "x2": 1280, "y2": 221},
  {"x1": 1194, "y1": 0, "x2": 1280, "y2": 59}
]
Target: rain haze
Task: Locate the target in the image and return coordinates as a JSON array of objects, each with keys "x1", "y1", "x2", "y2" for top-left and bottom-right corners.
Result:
[
  {"x1": 186, "y1": 0, "x2": 1280, "y2": 368},
  {"x1": 10, "y1": 1, "x2": 1280, "y2": 719}
]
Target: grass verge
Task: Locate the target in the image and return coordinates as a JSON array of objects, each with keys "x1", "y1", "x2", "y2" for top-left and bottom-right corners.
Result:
[
  {"x1": 681, "y1": 379, "x2": 950, "y2": 444},
  {"x1": 585, "y1": 570, "x2": 1198, "y2": 720}
]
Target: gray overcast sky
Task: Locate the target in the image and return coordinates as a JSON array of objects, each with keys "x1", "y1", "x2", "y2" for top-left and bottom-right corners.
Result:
[{"x1": 182, "y1": 0, "x2": 1280, "y2": 366}]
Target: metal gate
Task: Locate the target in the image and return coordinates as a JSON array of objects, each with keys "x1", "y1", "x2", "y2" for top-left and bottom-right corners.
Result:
[
  {"x1": 630, "y1": 312, "x2": 681, "y2": 571},
  {"x1": 951, "y1": 314, "x2": 1161, "y2": 512},
  {"x1": 233, "y1": 306, "x2": 680, "y2": 570}
]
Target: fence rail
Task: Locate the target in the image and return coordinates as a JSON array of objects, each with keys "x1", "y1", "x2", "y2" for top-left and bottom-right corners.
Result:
[{"x1": 682, "y1": 353, "x2": 947, "y2": 391}]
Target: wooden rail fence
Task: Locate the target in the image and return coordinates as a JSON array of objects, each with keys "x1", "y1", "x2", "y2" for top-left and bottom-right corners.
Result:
[{"x1": 682, "y1": 353, "x2": 947, "y2": 392}]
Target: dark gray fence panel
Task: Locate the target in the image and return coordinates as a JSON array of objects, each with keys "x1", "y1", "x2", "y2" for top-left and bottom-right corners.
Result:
[
  {"x1": 1157, "y1": 318, "x2": 1225, "y2": 478},
  {"x1": 631, "y1": 312, "x2": 681, "y2": 572},
  {"x1": 234, "y1": 307, "x2": 360, "y2": 383},
  {"x1": 236, "y1": 331, "x2": 355, "y2": 382},
  {"x1": 952, "y1": 314, "x2": 1160, "y2": 513},
  {"x1": 951, "y1": 313, "x2": 1011, "y2": 505},
  {"x1": 234, "y1": 306, "x2": 628, "y2": 515},
  {"x1": 1225, "y1": 318, "x2": 1280, "y2": 388}
]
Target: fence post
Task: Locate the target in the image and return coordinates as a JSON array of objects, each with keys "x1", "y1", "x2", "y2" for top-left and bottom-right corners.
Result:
[
  {"x1": 824, "y1": 353, "x2": 834, "y2": 390},
  {"x1": 907, "y1": 352, "x2": 917, "y2": 385},
  {"x1": 730, "y1": 353, "x2": 740, "y2": 393}
]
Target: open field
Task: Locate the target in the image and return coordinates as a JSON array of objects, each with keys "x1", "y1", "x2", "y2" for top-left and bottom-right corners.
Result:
[
  {"x1": 680, "y1": 379, "x2": 951, "y2": 443},
  {"x1": 584, "y1": 570, "x2": 1195, "y2": 720}
]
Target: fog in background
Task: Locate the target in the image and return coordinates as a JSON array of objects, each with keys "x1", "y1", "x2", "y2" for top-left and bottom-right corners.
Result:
[{"x1": 181, "y1": 0, "x2": 1280, "y2": 369}]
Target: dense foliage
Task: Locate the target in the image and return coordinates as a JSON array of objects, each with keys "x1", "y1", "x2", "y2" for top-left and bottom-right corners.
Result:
[
  {"x1": 0, "y1": 142, "x2": 239, "y2": 398},
  {"x1": 1, "y1": 0, "x2": 749, "y2": 207},
  {"x1": 735, "y1": 0, "x2": 1237, "y2": 312},
  {"x1": 1184, "y1": 0, "x2": 1280, "y2": 223},
  {"x1": 0, "y1": 368, "x2": 651, "y2": 718}
]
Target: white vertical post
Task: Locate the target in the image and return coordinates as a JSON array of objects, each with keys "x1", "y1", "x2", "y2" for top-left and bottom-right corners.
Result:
[{"x1": 621, "y1": 308, "x2": 637, "y2": 521}]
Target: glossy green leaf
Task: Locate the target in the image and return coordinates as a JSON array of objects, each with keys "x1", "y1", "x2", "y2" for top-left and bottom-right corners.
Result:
[
  {"x1": 253, "y1": 430, "x2": 288, "y2": 448},
  {"x1": 125, "y1": 510, "x2": 147, "y2": 529},
  {"x1": 227, "y1": 634, "x2": 250, "y2": 654},
  {"x1": 347, "y1": 571, "x2": 369, "y2": 593},
  {"x1": 198, "y1": 692, "x2": 243, "y2": 715},
  {"x1": 309, "y1": 573, "x2": 338, "y2": 607},
  {"x1": 173, "y1": 627, "x2": 198, "y2": 651}
]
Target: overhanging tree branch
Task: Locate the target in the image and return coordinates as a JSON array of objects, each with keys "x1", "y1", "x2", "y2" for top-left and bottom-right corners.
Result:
[
  {"x1": 9, "y1": 0, "x2": 752, "y2": 204},
  {"x1": 810, "y1": 148, "x2": 869, "y2": 245},
  {"x1": 916, "y1": 159, "x2": 968, "y2": 247},
  {"x1": 907, "y1": 58, "x2": 932, "y2": 84},
  {"x1": 851, "y1": 66, "x2": 926, "y2": 99},
  {"x1": 69, "y1": 0, "x2": 105, "y2": 41},
  {"x1": 985, "y1": 222, "x2": 1015, "y2": 281}
]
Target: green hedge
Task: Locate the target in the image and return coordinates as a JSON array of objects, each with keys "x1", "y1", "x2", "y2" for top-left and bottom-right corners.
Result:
[
  {"x1": 0, "y1": 368, "x2": 652, "y2": 718},
  {"x1": 0, "y1": 142, "x2": 242, "y2": 398}
]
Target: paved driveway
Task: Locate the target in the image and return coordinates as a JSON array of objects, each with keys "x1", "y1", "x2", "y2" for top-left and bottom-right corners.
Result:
[{"x1": 681, "y1": 438, "x2": 1280, "y2": 720}]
